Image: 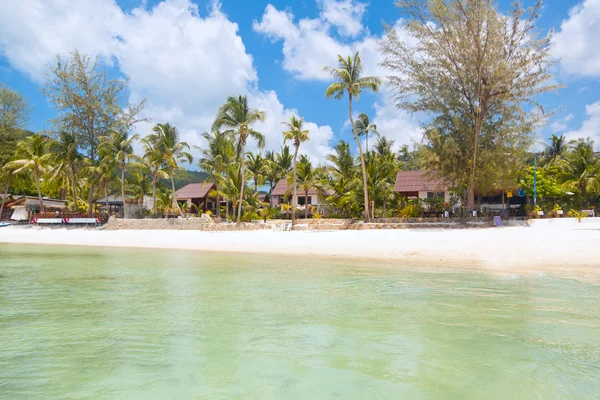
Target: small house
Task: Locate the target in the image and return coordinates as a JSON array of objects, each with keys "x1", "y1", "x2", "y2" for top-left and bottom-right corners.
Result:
[
  {"x1": 176, "y1": 182, "x2": 217, "y2": 214},
  {"x1": 394, "y1": 170, "x2": 451, "y2": 203}
]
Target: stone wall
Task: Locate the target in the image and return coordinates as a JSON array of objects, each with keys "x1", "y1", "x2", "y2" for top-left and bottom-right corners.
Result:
[{"x1": 105, "y1": 216, "x2": 268, "y2": 231}]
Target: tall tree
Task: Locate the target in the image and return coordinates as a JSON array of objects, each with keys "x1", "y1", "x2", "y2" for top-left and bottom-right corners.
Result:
[
  {"x1": 0, "y1": 84, "x2": 31, "y2": 204},
  {"x1": 142, "y1": 136, "x2": 168, "y2": 216},
  {"x1": 41, "y1": 50, "x2": 145, "y2": 215},
  {"x1": 50, "y1": 131, "x2": 83, "y2": 208},
  {"x1": 197, "y1": 130, "x2": 236, "y2": 219},
  {"x1": 381, "y1": 0, "x2": 561, "y2": 210},
  {"x1": 99, "y1": 131, "x2": 140, "y2": 218},
  {"x1": 324, "y1": 52, "x2": 381, "y2": 222},
  {"x1": 6, "y1": 135, "x2": 52, "y2": 209},
  {"x1": 295, "y1": 156, "x2": 319, "y2": 219},
  {"x1": 354, "y1": 113, "x2": 379, "y2": 154},
  {"x1": 127, "y1": 170, "x2": 152, "y2": 217},
  {"x1": 151, "y1": 123, "x2": 192, "y2": 216},
  {"x1": 212, "y1": 95, "x2": 266, "y2": 226},
  {"x1": 544, "y1": 134, "x2": 568, "y2": 167},
  {"x1": 560, "y1": 138, "x2": 599, "y2": 206},
  {"x1": 246, "y1": 152, "x2": 267, "y2": 191},
  {"x1": 282, "y1": 116, "x2": 310, "y2": 227}
]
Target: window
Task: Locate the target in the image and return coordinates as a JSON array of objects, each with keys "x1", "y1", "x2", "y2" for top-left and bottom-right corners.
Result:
[
  {"x1": 297, "y1": 196, "x2": 312, "y2": 205},
  {"x1": 427, "y1": 192, "x2": 444, "y2": 199}
]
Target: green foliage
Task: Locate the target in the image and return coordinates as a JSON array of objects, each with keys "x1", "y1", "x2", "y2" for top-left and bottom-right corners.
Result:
[
  {"x1": 399, "y1": 201, "x2": 423, "y2": 219},
  {"x1": 520, "y1": 166, "x2": 564, "y2": 202},
  {"x1": 569, "y1": 209, "x2": 585, "y2": 223}
]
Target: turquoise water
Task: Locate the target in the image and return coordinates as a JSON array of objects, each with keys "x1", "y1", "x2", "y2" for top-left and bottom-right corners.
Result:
[{"x1": 0, "y1": 245, "x2": 599, "y2": 399}]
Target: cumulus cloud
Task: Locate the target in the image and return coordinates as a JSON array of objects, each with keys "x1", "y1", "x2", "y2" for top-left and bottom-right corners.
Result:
[
  {"x1": 564, "y1": 101, "x2": 600, "y2": 148},
  {"x1": 549, "y1": 113, "x2": 574, "y2": 134},
  {"x1": 553, "y1": 0, "x2": 600, "y2": 77},
  {"x1": 319, "y1": 0, "x2": 367, "y2": 37},
  {"x1": 0, "y1": 0, "x2": 335, "y2": 163},
  {"x1": 254, "y1": 3, "x2": 424, "y2": 149}
]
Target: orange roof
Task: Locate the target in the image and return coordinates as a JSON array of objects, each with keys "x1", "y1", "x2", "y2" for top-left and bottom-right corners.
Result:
[
  {"x1": 394, "y1": 170, "x2": 448, "y2": 192},
  {"x1": 176, "y1": 182, "x2": 216, "y2": 200}
]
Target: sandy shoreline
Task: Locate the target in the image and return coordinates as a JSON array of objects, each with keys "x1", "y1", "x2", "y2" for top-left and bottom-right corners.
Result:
[{"x1": 1, "y1": 218, "x2": 600, "y2": 280}]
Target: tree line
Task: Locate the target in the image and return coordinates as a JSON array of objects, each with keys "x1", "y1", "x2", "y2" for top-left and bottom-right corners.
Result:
[{"x1": 2, "y1": 0, "x2": 598, "y2": 224}]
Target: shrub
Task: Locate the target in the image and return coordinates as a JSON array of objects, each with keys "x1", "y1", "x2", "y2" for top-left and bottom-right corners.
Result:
[
  {"x1": 399, "y1": 203, "x2": 422, "y2": 218},
  {"x1": 569, "y1": 209, "x2": 585, "y2": 223},
  {"x1": 312, "y1": 212, "x2": 323, "y2": 219},
  {"x1": 204, "y1": 210, "x2": 212, "y2": 216}
]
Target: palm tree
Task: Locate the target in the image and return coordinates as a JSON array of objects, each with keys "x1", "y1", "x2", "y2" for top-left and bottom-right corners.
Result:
[
  {"x1": 127, "y1": 170, "x2": 152, "y2": 217},
  {"x1": 197, "y1": 130, "x2": 236, "y2": 220},
  {"x1": 155, "y1": 189, "x2": 173, "y2": 215},
  {"x1": 354, "y1": 113, "x2": 379, "y2": 154},
  {"x1": 246, "y1": 152, "x2": 267, "y2": 191},
  {"x1": 49, "y1": 131, "x2": 83, "y2": 208},
  {"x1": 142, "y1": 136, "x2": 168, "y2": 216},
  {"x1": 151, "y1": 123, "x2": 193, "y2": 216},
  {"x1": 282, "y1": 116, "x2": 310, "y2": 227},
  {"x1": 324, "y1": 52, "x2": 381, "y2": 222},
  {"x1": 99, "y1": 131, "x2": 140, "y2": 218},
  {"x1": 6, "y1": 135, "x2": 52, "y2": 209},
  {"x1": 295, "y1": 156, "x2": 319, "y2": 219},
  {"x1": 212, "y1": 95, "x2": 266, "y2": 226},
  {"x1": 544, "y1": 134, "x2": 568, "y2": 167},
  {"x1": 560, "y1": 138, "x2": 600, "y2": 205},
  {"x1": 326, "y1": 140, "x2": 361, "y2": 218}
]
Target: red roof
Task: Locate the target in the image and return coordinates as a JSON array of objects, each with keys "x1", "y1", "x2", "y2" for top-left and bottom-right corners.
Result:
[
  {"x1": 272, "y1": 178, "x2": 322, "y2": 197},
  {"x1": 176, "y1": 182, "x2": 216, "y2": 200},
  {"x1": 394, "y1": 170, "x2": 448, "y2": 193}
]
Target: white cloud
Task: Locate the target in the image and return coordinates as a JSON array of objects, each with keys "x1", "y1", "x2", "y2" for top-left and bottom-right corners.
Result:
[
  {"x1": 319, "y1": 0, "x2": 367, "y2": 38},
  {"x1": 254, "y1": 3, "x2": 424, "y2": 149},
  {"x1": 549, "y1": 113, "x2": 574, "y2": 134},
  {"x1": 0, "y1": 0, "x2": 335, "y2": 164},
  {"x1": 564, "y1": 101, "x2": 600, "y2": 148},
  {"x1": 249, "y1": 90, "x2": 334, "y2": 162},
  {"x1": 553, "y1": 0, "x2": 600, "y2": 77}
]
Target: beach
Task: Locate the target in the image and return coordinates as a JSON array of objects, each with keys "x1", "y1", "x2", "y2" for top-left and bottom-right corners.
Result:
[{"x1": 1, "y1": 218, "x2": 599, "y2": 280}]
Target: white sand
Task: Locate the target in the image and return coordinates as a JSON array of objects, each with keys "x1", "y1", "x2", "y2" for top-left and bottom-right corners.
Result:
[{"x1": 1, "y1": 218, "x2": 600, "y2": 279}]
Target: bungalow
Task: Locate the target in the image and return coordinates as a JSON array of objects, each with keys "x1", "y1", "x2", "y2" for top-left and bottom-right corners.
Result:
[
  {"x1": 394, "y1": 170, "x2": 451, "y2": 203},
  {"x1": 176, "y1": 182, "x2": 217, "y2": 214},
  {"x1": 3, "y1": 196, "x2": 67, "y2": 221},
  {"x1": 94, "y1": 194, "x2": 154, "y2": 217},
  {"x1": 271, "y1": 178, "x2": 329, "y2": 216}
]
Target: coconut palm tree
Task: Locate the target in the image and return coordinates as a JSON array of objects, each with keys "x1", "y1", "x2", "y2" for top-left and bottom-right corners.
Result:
[
  {"x1": 155, "y1": 189, "x2": 173, "y2": 215},
  {"x1": 295, "y1": 156, "x2": 319, "y2": 219},
  {"x1": 127, "y1": 170, "x2": 152, "y2": 217},
  {"x1": 212, "y1": 95, "x2": 266, "y2": 226},
  {"x1": 246, "y1": 152, "x2": 267, "y2": 191},
  {"x1": 49, "y1": 131, "x2": 83, "y2": 208},
  {"x1": 6, "y1": 135, "x2": 52, "y2": 209},
  {"x1": 197, "y1": 130, "x2": 236, "y2": 220},
  {"x1": 99, "y1": 131, "x2": 140, "y2": 218},
  {"x1": 560, "y1": 138, "x2": 600, "y2": 205},
  {"x1": 544, "y1": 134, "x2": 568, "y2": 167},
  {"x1": 354, "y1": 113, "x2": 379, "y2": 154},
  {"x1": 151, "y1": 123, "x2": 193, "y2": 216},
  {"x1": 282, "y1": 116, "x2": 310, "y2": 227},
  {"x1": 142, "y1": 136, "x2": 168, "y2": 216},
  {"x1": 324, "y1": 52, "x2": 381, "y2": 222}
]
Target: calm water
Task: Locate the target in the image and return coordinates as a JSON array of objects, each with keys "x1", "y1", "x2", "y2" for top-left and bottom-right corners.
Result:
[{"x1": 1, "y1": 245, "x2": 599, "y2": 399}]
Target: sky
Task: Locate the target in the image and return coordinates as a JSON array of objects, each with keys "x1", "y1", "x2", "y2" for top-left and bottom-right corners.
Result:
[{"x1": 1, "y1": 0, "x2": 599, "y2": 165}]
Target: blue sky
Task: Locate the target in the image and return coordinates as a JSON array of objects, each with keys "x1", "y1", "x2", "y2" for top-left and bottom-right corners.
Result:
[{"x1": 1, "y1": 0, "x2": 600, "y2": 163}]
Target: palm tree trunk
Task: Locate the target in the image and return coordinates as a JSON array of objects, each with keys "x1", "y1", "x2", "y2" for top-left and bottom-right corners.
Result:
[
  {"x1": 170, "y1": 173, "x2": 184, "y2": 216},
  {"x1": 349, "y1": 93, "x2": 370, "y2": 222},
  {"x1": 225, "y1": 199, "x2": 230, "y2": 221},
  {"x1": 139, "y1": 197, "x2": 144, "y2": 218},
  {"x1": 88, "y1": 185, "x2": 94, "y2": 217},
  {"x1": 105, "y1": 178, "x2": 109, "y2": 214},
  {"x1": 0, "y1": 174, "x2": 12, "y2": 221},
  {"x1": 292, "y1": 146, "x2": 298, "y2": 227},
  {"x1": 35, "y1": 170, "x2": 43, "y2": 211},
  {"x1": 152, "y1": 175, "x2": 157, "y2": 216},
  {"x1": 121, "y1": 166, "x2": 127, "y2": 219},
  {"x1": 71, "y1": 169, "x2": 78, "y2": 209},
  {"x1": 237, "y1": 143, "x2": 246, "y2": 226},
  {"x1": 305, "y1": 189, "x2": 309, "y2": 220},
  {"x1": 215, "y1": 194, "x2": 221, "y2": 220}
]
